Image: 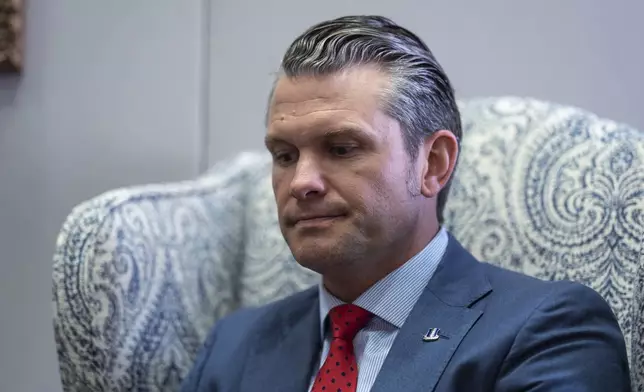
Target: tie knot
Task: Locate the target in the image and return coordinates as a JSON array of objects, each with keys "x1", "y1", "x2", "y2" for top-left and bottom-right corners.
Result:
[{"x1": 328, "y1": 304, "x2": 373, "y2": 341}]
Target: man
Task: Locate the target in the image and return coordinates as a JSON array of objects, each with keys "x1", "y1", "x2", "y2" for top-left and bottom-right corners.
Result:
[{"x1": 182, "y1": 15, "x2": 630, "y2": 391}]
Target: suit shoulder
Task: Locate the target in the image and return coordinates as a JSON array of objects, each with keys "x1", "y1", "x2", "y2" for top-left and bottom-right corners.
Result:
[
  {"x1": 180, "y1": 286, "x2": 319, "y2": 391},
  {"x1": 216, "y1": 285, "x2": 319, "y2": 339},
  {"x1": 479, "y1": 262, "x2": 612, "y2": 314},
  {"x1": 488, "y1": 269, "x2": 630, "y2": 390}
]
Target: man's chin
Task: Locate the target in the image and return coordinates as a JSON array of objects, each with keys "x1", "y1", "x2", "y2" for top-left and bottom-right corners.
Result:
[
  {"x1": 284, "y1": 229, "x2": 367, "y2": 271},
  {"x1": 290, "y1": 243, "x2": 343, "y2": 273}
]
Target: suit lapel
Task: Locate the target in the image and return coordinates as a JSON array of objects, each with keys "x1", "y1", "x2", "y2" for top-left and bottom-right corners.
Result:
[
  {"x1": 240, "y1": 288, "x2": 321, "y2": 392},
  {"x1": 371, "y1": 235, "x2": 492, "y2": 392}
]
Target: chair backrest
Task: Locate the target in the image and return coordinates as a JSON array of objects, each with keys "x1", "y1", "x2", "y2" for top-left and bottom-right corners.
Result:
[
  {"x1": 52, "y1": 153, "x2": 266, "y2": 391},
  {"x1": 52, "y1": 97, "x2": 644, "y2": 391}
]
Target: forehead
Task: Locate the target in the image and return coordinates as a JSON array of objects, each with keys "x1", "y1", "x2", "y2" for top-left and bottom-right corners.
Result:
[{"x1": 267, "y1": 67, "x2": 390, "y2": 137}]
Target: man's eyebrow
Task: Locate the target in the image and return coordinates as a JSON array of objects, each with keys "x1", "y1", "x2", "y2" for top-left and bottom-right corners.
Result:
[
  {"x1": 264, "y1": 134, "x2": 283, "y2": 147},
  {"x1": 264, "y1": 126, "x2": 375, "y2": 149},
  {"x1": 321, "y1": 127, "x2": 373, "y2": 139}
]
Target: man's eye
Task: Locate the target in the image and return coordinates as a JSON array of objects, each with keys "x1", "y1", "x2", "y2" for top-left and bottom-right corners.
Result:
[
  {"x1": 330, "y1": 145, "x2": 357, "y2": 156},
  {"x1": 273, "y1": 152, "x2": 296, "y2": 165}
]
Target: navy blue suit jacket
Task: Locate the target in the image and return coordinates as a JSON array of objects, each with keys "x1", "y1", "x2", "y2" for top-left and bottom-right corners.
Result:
[{"x1": 181, "y1": 235, "x2": 631, "y2": 391}]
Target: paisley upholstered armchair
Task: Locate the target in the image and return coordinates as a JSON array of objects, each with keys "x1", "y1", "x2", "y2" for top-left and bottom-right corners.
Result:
[{"x1": 52, "y1": 97, "x2": 644, "y2": 391}]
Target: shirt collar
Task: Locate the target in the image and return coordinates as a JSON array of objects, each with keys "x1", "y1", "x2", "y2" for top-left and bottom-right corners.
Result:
[{"x1": 318, "y1": 227, "x2": 449, "y2": 337}]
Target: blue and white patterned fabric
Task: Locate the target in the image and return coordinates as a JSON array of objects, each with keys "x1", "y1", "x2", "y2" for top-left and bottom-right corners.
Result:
[{"x1": 52, "y1": 97, "x2": 644, "y2": 391}]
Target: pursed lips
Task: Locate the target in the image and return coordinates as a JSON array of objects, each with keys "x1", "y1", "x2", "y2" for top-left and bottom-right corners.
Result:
[{"x1": 292, "y1": 214, "x2": 345, "y2": 226}]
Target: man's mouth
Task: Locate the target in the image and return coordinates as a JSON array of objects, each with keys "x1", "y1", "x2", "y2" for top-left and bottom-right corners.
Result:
[{"x1": 294, "y1": 215, "x2": 345, "y2": 227}]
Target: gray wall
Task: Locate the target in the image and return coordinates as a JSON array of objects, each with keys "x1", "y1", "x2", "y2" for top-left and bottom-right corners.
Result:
[
  {"x1": 208, "y1": 0, "x2": 644, "y2": 162},
  {"x1": 1, "y1": 1, "x2": 643, "y2": 391},
  {"x1": 0, "y1": 2, "x2": 206, "y2": 391}
]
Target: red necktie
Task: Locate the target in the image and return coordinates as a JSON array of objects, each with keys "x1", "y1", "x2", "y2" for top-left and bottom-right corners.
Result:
[{"x1": 311, "y1": 304, "x2": 373, "y2": 392}]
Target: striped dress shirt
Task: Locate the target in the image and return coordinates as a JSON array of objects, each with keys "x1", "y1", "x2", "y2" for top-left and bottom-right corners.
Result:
[{"x1": 308, "y1": 227, "x2": 449, "y2": 392}]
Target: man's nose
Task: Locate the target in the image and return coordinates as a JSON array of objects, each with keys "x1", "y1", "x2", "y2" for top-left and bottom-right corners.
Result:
[{"x1": 289, "y1": 157, "x2": 326, "y2": 200}]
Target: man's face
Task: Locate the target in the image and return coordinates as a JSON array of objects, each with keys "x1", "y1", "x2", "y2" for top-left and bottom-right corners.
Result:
[{"x1": 265, "y1": 67, "x2": 424, "y2": 274}]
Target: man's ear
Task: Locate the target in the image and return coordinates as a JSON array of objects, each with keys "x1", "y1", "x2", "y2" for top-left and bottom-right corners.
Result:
[{"x1": 419, "y1": 130, "x2": 459, "y2": 198}]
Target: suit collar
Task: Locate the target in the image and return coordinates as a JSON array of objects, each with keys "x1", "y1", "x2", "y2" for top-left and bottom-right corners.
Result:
[
  {"x1": 427, "y1": 232, "x2": 492, "y2": 307},
  {"x1": 370, "y1": 234, "x2": 492, "y2": 392},
  {"x1": 317, "y1": 227, "x2": 450, "y2": 333},
  {"x1": 240, "y1": 234, "x2": 492, "y2": 392}
]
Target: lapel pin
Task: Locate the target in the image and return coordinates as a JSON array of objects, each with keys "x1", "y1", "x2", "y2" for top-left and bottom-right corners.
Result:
[{"x1": 422, "y1": 328, "x2": 441, "y2": 342}]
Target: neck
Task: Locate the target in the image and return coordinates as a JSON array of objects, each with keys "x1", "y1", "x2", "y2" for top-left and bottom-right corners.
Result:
[{"x1": 322, "y1": 223, "x2": 440, "y2": 303}]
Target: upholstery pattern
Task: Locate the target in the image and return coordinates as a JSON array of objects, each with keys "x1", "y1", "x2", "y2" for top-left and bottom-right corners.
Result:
[
  {"x1": 52, "y1": 153, "x2": 266, "y2": 391},
  {"x1": 52, "y1": 97, "x2": 644, "y2": 391},
  {"x1": 450, "y1": 98, "x2": 644, "y2": 389}
]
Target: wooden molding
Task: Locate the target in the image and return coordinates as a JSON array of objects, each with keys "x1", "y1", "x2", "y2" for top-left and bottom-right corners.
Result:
[{"x1": 0, "y1": 0, "x2": 23, "y2": 73}]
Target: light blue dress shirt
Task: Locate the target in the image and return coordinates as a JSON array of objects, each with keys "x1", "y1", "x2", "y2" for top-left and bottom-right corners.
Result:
[{"x1": 308, "y1": 227, "x2": 449, "y2": 392}]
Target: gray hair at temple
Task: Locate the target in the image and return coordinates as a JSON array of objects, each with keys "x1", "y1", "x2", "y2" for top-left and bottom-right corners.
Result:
[{"x1": 269, "y1": 15, "x2": 462, "y2": 224}]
